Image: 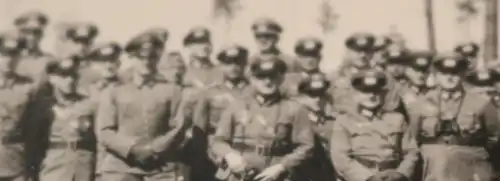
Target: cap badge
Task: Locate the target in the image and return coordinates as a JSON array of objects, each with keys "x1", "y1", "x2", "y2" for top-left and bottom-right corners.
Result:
[
  {"x1": 141, "y1": 42, "x2": 153, "y2": 49},
  {"x1": 257, "y1": 25, "x2": 268, "y2": 33},
  {"x1": 417, "y1": 58, "x2": 428, "y2": 66},
  {"x1": 25, "y1": 19, "x2": 39, "y2": 28},
  {"x1": 60, "y1": 59, "x2": 73, "y2": 69},
  {"x1": 101, "y1": 46, "x2": 113, "y2": 55},
  {"x1": 261, "y1": 61, "x2": 274, "y2": 70},
  {"x1": 304, "y1": 41, "x2": 316, "y2": 50},
  {"x1": 444, "y1": 59, "x2": 456, "y2": 68},
  {"x1": 194, "y1": 29, "x2": 205, "y2": 38},
  {"x1": 374, "y1": 37, "x2": 385, "y2": 46},
  {"x1": 463, "y1": 45, "x2": 473, "y2": 53},
  {"x1": 356, "y1": 37, "x2": 367, "y2": 45},
  {"x1": 227, "y1": 48, "x2": 239, "y2": 57},
  {"x1": 478, "y1": 71, "x2": 490, "y2": 80},
  {"x1": 364, "y1": 77, "x2": 377, "y2": 86},
  {"x1": 76, "y1": 27, "x2": 89, "y2": 37},
  {"x1": 389, "y1": 51, "x2": 401, "y2": 57},
  {"x1": 311, "y1": 80, "x2": 324, "y2": 89}
]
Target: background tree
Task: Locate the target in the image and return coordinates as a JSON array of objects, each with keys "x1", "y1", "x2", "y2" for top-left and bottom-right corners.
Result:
[
  {"x1": 425, "y1": 0, "x2": 437, "y2": 53},
  {"x1": 317, "y1": 0, "x2": 339, "y2": 34},
  {"x1": 212, "y1": 0, "x2": 241, "y2": 31},
  {"x1": 484, "y1": 0, "x2": 498, "y2": 61}
]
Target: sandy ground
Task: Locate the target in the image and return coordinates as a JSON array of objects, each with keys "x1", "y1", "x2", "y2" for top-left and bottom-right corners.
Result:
[{"x1": 0, "y1": 0, "x2": 496, "y2": 73}]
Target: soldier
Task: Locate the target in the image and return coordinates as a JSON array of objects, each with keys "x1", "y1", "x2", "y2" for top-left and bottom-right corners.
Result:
[
  {"x1": 142, "y1": 27, "x2": 169, "y2": 58},
  {"x1": 371, "y1": 35, "x2": 394, "y2": 70},
  {"x1": 381, "y1": 44, "x2": 409, "y2": 84},
  {"x1": 0, "y1": 31, "x2": 39, "y2": 181},
  {"x1": 399, "y1": 51, "x2": 434, "y2": 108},
  {"x1": 182, "y1": 26, "x2": 222, "y2": 88},
  {"x1": 211, "y1": 59, "x2": 315, "y2": 181},
  {"x1": 331, "y1": 57, "x2": 371, "y2": 108},
  {"x1": 407, "y1": 55, "x2": 500, "y2": 181},
  {"x1": 96, "y1": 30, "x2": 190, "y2": 181},
  {"x1": 292, "y1": 72, "x2": 336, "y2": 181},
  {"x1": 31, "y1": 59, "x2": 96, "y2": 181},
  {"x1": 13, "y1": 10, "x2": 55, "y2": 89},
  {"x1": 82, "y1": 42, "x2": 123, "y2": 181},
  {"x1": 282, "y1": 37, "x2": 324, "y2": 96},
  {"x1": 330, "y1": 70, "x2": 418, "y2": 181},
  {"x1": 158, "y1": 51, "x2": 186, "y2": 86},
  {"x1": 454, "y1": 42, "x2": 480, "y2": 70},
  {"x1": 249, "y1": 18, "x2": 297, "y2": 72},
  {"x1": 61, "y1": 23, "x2": 99, "y2": 65},
  {"x1": 336, "y1": 32, "x2": 376, "y2": 73},
  {"x1": 464, "y1": 68, "x2": 499, "y2": 99},
  {"x1": 186, "y1": 44, "x2": 252, "y2": 181}
]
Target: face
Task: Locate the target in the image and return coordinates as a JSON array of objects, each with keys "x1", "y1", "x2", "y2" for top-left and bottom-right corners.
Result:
[
  {"x1": 0, "y1": 54, "x2": 16, "y2": 75},
  {"x1": 355, "y1": 90, "x2": 384, "y2": 109},
  {"x1": 130, "y1": 55, "x2": 156, "y2": 76},
  {"x1": 251, "y1": 74, "x2": 283, "y2": 95},
  {"x1": 188, "y1": 43, "x2": 212, "y2": 59},
  {"x1": 158, "y1": 55, "x2": 186, "y2": 82},
  {"x1": 19, "y1": 28, "x2": 43, "y2": 49},
  {"x1": 436, "y1": 72, "x2": 462, "y2": 90},
  {"x1": 91, "y1": 60, "x2": 120, "y2": 79},
  {"x1": 49, "y1": 74, "x2": 77, "y2": 94},
  {"x1": 298, "y1": 55, "x2": 320, "y2": 72},
  {"x1": 405, "y1": 67, "x2": 428, "y2": 86},
  {"x1": 255, "y1": 34, "x2": 278, "y2": 51},
  {"x1": 221, "y1": 63, "x2": 245, "y2": 80},
  {"x1": 67, "y1": 39, "x2": 91, "y2": 56}
]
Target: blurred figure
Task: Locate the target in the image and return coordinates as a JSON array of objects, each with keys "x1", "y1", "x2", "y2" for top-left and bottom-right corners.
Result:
[
  {"x1": 282, "y1": 37, "x2": 324, "y2": 96},
  {"x1": 293, "y1": 72, "x2": 337, "y2": 181},
  {"x1": 399, "y1": 51, "x2": 434, "y2": 107},
  {"x1": 407, "y1": 55, "x2": 499, "y2": 181},
  {"x1": 0, "y1": 31, "x2": 40, "y2": 181},
  {"x1": 34, "y1": 59, "x2": 97, "y2": 181},
  {"x1": 454, "y1": 42, "x2": 480, "y2": 70},
  {"x1": 158, "y1": 51, "x2": 186, "y2": 86},
  {"x1": 182, "y1": 26, "x2": 222, "y2": 88},
  {"x1": 330, "y1": 70, "x2": 417, "y2": 181},
  {"x1": 464, "y1": 68, "x2": 498, "y2": 99},
  {"x1": 249, "y1": 17, "x2": 297, "y2": 73},
  {"x1": 13, "y1": 10, "x2": 55, "y2": 89}
]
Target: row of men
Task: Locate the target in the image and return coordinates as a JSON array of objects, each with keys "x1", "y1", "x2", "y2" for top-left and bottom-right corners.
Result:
[{"x1": 0, "y1": 10, "x2": 499, "y2": 181}]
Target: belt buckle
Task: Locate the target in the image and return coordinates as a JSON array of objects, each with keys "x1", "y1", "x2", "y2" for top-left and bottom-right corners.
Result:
[{"x1": 67, "y1": 141, "x2": 78, "y2": 150}]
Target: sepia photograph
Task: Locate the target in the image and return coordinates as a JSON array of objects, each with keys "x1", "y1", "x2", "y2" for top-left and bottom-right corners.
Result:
[{"x1": 0, "y1": 0, "x2": 499, "y2": 181}]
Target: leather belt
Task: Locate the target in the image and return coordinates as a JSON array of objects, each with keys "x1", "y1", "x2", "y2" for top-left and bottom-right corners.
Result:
[
  {"x1": 355, "y1": 158, "x2": 399, "y2": 171},
  {"x1": 232, "y1": 142, "x2": 287, "y2": 156},
  {"x1": 420, "y1": 136, "x2": 485, "y2": 147},
  {"x1": 48, "y1": 141, "x2": 95, "y2": 151}
]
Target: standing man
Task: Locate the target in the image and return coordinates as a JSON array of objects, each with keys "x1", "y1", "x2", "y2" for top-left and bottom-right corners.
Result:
[
  {"x1": 13, "y1": 10, "x2": 54, "y2": 89},
  {"x1": 211, "y1": 59, "x2": 315, "y2": 181},
  {"x1": 293, "y1": 72, "x2": 337, "y2": 181},
  {"x1": 399, "y1": 51, "x2": 434, "y2": 108},
  {"x1": 82, "y1": 42, "x2": 123, "y2": 181},
  {"x1": 407, "y1": 55, "x2": 500, "y2": 181},
  {"x1": 336, "y1": 32, "x2": 376, "y2": 74},
  {"x1": 182, "y1": 26, "x2": 222, "y2": 89},
  {"x1": 33, "y1": 59, "x2": 96, "y2": 181},
  {"x1": 282, "y1": 37, "x2": 324, "y2": 96},
  {"x1": 61, "y1": 22, "x2": 99, "y2": 65},
  {"x1": 330, "y1": 70, "x2": 418, "y2": 181},
  {"x1": 454, "y1": 42, "x2": 480, "y2": 70},
  {"x1": 158, "y1": 51, "x2": 186, "y2": 86},
  {"x1": 249, "y1": 18, "x2": 297, "y2": 73},
  {"x1": 0, "y1": 31, "x2": 39, "y2": 181},
  {"x1": 96, "y1": 31, "x2": 191, "y2": 181},
  {"x1": 187, "y1": 45, "x2": 252, "y2": 181}
]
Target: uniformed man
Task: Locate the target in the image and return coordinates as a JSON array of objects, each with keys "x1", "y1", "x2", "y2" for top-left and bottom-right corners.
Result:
[
  {"x1": 60, "y1": 22, "x2": 99, "y2": 66},
  {"x1": 249, "y1": 17, "x2": 297, "y2": 73},
  {"x1": 292, "y1": 72, "x2": 336, "y2": 181},
  {"x1": 96, "y1": 31, "x2": 190, "y2": 181},
  {"x1": 337, "y1": 32, "x2": 376, "y2": 72},
  {"x1": 464, "y1": 68, "x2": 498, "y2": 99},
  {"x1": 0, "y1": 31, "x2": 39, "y2": 181},
  {"x1": 182, "y1": 26, "x2": 222, "y2": 88},
  {"x1": 407, "y1": 55, "x2": 500, "y2": 181},
  {"x1": 371, "y1": 35, "x2": 394, "y2": 69},
  {"x1": 32, "y1": 59, "x2": 96, "y2": 181},
  {"x1": 330, "y1": 70, "x2": 418, "y2": 181},
  {"x1": 158, "y1": 51, "x2": 186, "y2": 86},
  {"x1": 186, "y1": 44, "x2": 252, "y2": 181},
  {"x1": 211, "y1": 59, "x2": 315, "y2": 181},
  {"x1": 399, "y1": 51, "x2": 434, "y2": 108},
  {"x1": 13, "y1": 10, "x2": 55, "y2": 89},
  {"x1": 454, "y1": 42, "x2": 480, "y2": 70},
  {"x1": 142, "y1": 27, "x2": 168, "y2": 58},
  {"x1": 282, "y1": 37, "x2": 324, "y2": 96},
  {"x1": 331, "y1": 56, "x2": 371, "y2": 108},
  {"x1": 82, "y1": 42, "x2": 123, "y2": 181},
  {"x1": 381, "y1": 44, "x2": 409, "y2": 83}
]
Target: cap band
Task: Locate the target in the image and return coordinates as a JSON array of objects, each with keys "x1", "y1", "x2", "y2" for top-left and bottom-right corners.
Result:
[
  {"x1": 311, "y1": 81, "x2": 324, "y2": 89},
  {"x1": 356, "y1": 37, "x2": 367, "y2": 45},
  {"x1": 444, "y1": 59, "x2": 456, "y2": 68},
  {"x1": 227, "y1": 48, "x2": 238, "y2": 57},
  {"x1": 261, "y1": 61, "x2": 274, "y2": 70},
  {"x1": 304, "y1": 41, "x2": 316, "y2": 50}
]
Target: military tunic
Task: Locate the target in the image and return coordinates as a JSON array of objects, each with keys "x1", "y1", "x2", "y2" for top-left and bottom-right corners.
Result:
[
  {"x1": 408, "y1": 89, "x2": 500, "y2": 181},
  {"x1": 16, "y1": 52, "x2": 55, "y2": 90},
  {"x1": 211, "y1": 94, "x2": 315, "y2": 181},
  {"x1": 96, "y1": 78, "x2": 186, "y2": 181},
  {"x1": 292, "y1": 95, "x2": 337, "y2": 181},
  {"x1": 330, "y1": 105, "x2": 418, "y2": 181},
  {"x1": 34, "y1": 94, "x2": 96, "y2": 181}
]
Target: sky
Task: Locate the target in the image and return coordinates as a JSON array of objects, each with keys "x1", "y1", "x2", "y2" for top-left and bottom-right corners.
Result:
[{"x1": 0, "y1": 0, "x2": 495, "y2": 73}]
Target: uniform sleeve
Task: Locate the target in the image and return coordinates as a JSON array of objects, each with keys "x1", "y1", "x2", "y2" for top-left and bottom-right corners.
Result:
[
  {"x1": 396, "y1": 120, "x2": 420, "y2": 178},
  {"x1": 330, "y1": 115, "x2": 375, "y2": 181},
  {"x1": 96, "y1": 89, "x2": 137, "y2": 159},
  {"x1": 279, "y1": 106, "x2": 315, "y2": 170},
  {"x1": 210, "y1": 104, "x2": 237, "y2": 158},
  {"x1": 481, "y1": 102, "x2": 500, "y2": 147}
]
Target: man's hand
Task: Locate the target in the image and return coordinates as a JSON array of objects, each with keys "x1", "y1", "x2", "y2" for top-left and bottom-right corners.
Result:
[
  {"x1": 254, "y1": 164, "x2": 285, "y2": 181},
  {"x1": 129, "y1": 142, "x2": 157, "y2": 165},
  {"x1": 224, "y1": 152, "x2": 246, "y2": 173},
  {"x1": 380, "y1": 170, "x2": 409, "y2": 181}
]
